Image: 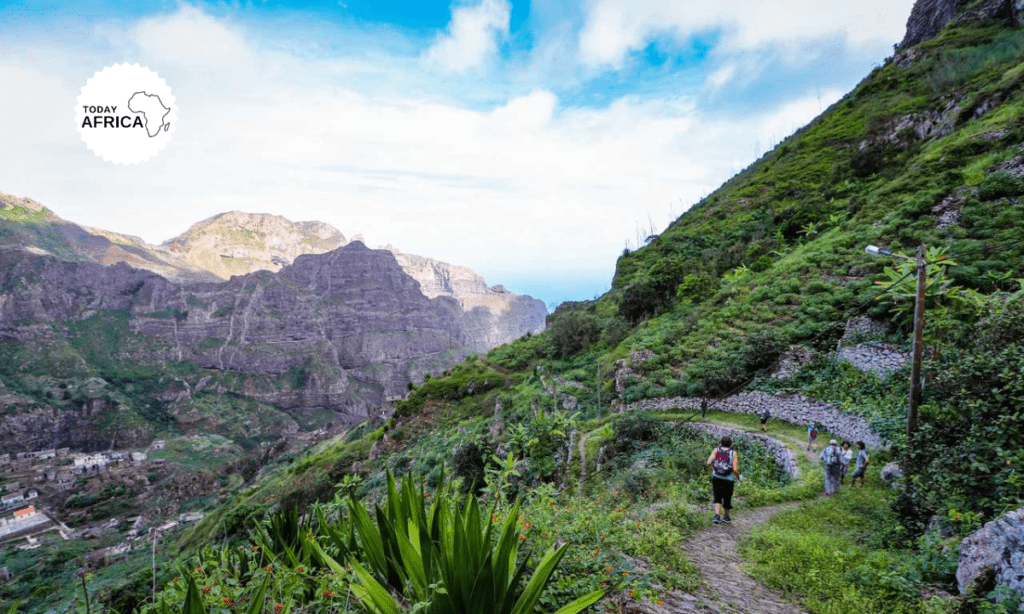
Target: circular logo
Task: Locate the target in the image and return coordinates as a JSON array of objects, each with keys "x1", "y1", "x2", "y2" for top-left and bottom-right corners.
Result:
[{"x1": 76, "y1": 63, "x2": 176, "y2": 165}]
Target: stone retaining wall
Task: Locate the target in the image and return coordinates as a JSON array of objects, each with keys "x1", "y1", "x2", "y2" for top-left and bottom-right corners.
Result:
[
  {"x1": 685, "y1": 423, "x2": 801, "y2": 479},
  {"x1": 627, "y1": 391, "x2": 885, "y2": 449},
  {"x1": 836, "y1": 342, "x2": 909, "y2": 379}
]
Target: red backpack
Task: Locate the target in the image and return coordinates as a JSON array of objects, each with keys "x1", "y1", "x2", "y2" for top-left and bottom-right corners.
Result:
[{"x1": 712, "y1": 447, "x2": 733, "y2": 477}]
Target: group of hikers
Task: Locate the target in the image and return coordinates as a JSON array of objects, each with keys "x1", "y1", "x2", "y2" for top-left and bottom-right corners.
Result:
[{"x1": 704, "y1": 412, "x2": 870, "y2": 524}]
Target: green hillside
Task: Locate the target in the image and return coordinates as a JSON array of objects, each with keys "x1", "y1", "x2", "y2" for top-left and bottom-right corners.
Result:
[{"x1": 4, "y1": 8, "x2": 1024, "y2": 614}]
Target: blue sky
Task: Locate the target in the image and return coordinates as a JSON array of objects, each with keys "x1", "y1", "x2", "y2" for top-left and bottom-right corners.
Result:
[{"x1": 0, "y1": 0, "x2": 914, "y2": 309}]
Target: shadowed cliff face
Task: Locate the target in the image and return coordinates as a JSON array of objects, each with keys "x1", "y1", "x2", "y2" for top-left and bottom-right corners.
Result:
[{"x1": 0, "y1": 242, "x2": 474, "y2": 437}]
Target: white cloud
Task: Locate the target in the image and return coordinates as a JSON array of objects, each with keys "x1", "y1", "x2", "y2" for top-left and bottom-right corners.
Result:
[
  {"x1": 0, "y1": 4, "x2": 877, "y2": 304},
  {"x1": 578, "y1": 0, "x2": 915, "y2": 68},
  {"x1": 422, "y1": 0, "x2": 511, "y2": 73},
  {"x1": 706, "y1": 63, "x2": 736, "y2": 90}
]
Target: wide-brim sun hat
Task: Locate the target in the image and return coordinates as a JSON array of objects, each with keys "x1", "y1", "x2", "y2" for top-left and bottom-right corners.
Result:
[{"x1": 829, "y1": 439, "x2": 838, "y2": 445}]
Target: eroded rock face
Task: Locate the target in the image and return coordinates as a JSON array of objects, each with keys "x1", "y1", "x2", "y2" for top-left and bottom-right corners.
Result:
[
  {"x1": 0, "y1": 243, "x2": 477, "y2": 432},
  {"x1": 385, "y1": 248, "x2": 546, "y2": 352},
  {"x1": 900, "y1": 0, "x2": 1023, "y2": 49},
  {"x1": 957, "y1": 508, "x2": 1024, "y2": 599}
]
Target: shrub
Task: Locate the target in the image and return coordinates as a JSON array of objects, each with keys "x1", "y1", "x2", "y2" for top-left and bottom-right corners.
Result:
[
  {"x1": 850, "y1": 141, "x2": 893, "y2": 178},
  {"x1": 547, "y1": 311, "x2": 601, "y2": 358},
  {"x1": 451, "y1": 441, "x2": 489, "y2": 494},
  {"x1": 613, "y1": 412, "x2": 661, "y2": 455},
  {"x1": 977, "y1": 171, "x2": 1024, "y2": 201}
]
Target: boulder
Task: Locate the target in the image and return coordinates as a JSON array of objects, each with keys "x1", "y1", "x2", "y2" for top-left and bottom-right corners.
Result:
[{"x1": 957, "y1": 509, "x2": 1024, "y2": 599}]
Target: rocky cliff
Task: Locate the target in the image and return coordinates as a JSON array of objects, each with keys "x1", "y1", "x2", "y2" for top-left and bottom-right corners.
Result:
[
  {"x1": 900, "y1": 0, "x2": 1024, "y2": 49},
  {"x1": 0, "y1": 242, "x2": 481, "y2": 451},
  {"x1": 386, "y1": 247, "x2": 547, "y2": 352},
  {"x1": 2, "y1": 193, "x2": 546, "y2": 355}
]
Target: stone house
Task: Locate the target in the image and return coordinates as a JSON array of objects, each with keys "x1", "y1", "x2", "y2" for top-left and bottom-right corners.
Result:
[
  {"x1": 34, "y1": 449, "x2": 56, "y2": 460},
  {"x1": 3, "y1": 482, "x2": 19, "y2": 493},
  {"x1": 74, "y1": 454, "x2": 108, "y2": 468}
]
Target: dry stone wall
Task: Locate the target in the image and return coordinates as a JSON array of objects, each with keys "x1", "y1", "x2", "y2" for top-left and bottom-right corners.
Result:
[
  {"x1": 627, "y1": 391, "x2": 885, "y2": 449},
  {"x1": 836, "y1": 342, "x2": 910, "y2": 379}
]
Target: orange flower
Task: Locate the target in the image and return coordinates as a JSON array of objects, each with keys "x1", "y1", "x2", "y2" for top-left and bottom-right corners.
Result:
[
  {"x1": 601, "y1": 535, "x2": 606, "y2": 540},
  {"x1": 172, "y1": 577, "x2": 179, "y2": 582},
  {"x1": 519, "y1": 534, "x2": 526, "y2": 540},
  {"x1": 195, "y1": 567, "x2": 203, "y2": 574},
  {"x1": 630, "y1": 590, "x2": 636, "y2": 599},
  {"x1": 594, "y1": 548, "x2": 599, "y2": 555},
  {"x1": 202, "y1": 586, "x2": 211, "y2": 594},
  {"x1": 658, "y1": 599, "x2": 664, "y2": 606},
  {"x1": 604, "y1": 566, "x2": 614, "y2": 573},
  {"x1": 322, "y1": 590, "x2": 336, "y2": 598},
  {"x1": 222, "y1": 597, "x2": 232, "y2": 606},
  {"x1": 252, "y1": 545, "x2": 259, "y2": 551},
  {"x1": 622, "y1": 571, "x2": 629, "y2": 576},
  {"x1": 523, "y1": 522, "x2": 531, "y2": 529},
  {"x1": 263, "y1": 565, "x2": 273, "y2": 573},
  {"x1": 601, "y1": 583, "x2": 608, "y2": 588},
  {"x1": 296, "y1": 566, "x2": 304, "y2": 573},
  {"x1": 275, "y1": 605, "x2": 284, "y2": 613},
  {"x1": 492, "y1": 515, "x2": 498, "y2": 521}
]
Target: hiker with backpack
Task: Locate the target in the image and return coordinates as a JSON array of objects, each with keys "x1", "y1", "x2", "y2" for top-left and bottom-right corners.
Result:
[
  {"x1": 819, "y1": 439, "x2": 844, "y2": 495},
  {"x1": 850, "y1": 441, "x2": 869, "y2": 487},
  {"x1": 706, "y1": 435, "x2": 742, "y2": 524},
  {"x1": 807, "y1": 423, "x2": 819, "y2": 451},
  {"x1": 759, "y1": 407, "x2": 771, "y2": 432}
]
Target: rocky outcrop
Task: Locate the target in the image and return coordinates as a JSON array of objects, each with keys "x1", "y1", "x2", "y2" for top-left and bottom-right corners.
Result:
[
  {"x1": 880, "y1": 462, "x2": 905, "y2": 486},
  {"x1": 900, "y1": 0, "x2": 1023, "y2": 49},
  {"x1": 770, "y1": 347, "x2": 817, "y2": 379},
  {"x1": 957, "y1": 508, "x2": 1024, "y2": 599}
]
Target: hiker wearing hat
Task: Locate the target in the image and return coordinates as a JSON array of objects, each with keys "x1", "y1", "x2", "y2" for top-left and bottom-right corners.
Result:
[{"x1": 819, "y1": 438, "x2": 844, "y2": 495}]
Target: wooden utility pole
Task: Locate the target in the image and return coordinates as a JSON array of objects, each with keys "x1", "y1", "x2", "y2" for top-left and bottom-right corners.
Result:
[{"x1": 907, "y1": 244, "x2": 927, "y2": 439}]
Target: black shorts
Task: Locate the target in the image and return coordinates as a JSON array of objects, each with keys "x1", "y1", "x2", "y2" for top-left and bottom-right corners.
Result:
[
  {"x1": 760, "y1": 417, "x2": 768, "y2": 424},
  {"x1": 711, "y1": 476, "x2": 735, "y2": 510},
  {"x1": 852, "y1": 466, "x2": 866, "y2": 478}
]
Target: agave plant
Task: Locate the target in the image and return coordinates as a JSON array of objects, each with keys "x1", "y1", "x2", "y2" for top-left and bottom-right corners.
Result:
[{"x1": 305, "y1": 471, "x2": 603, "y2": 614}]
